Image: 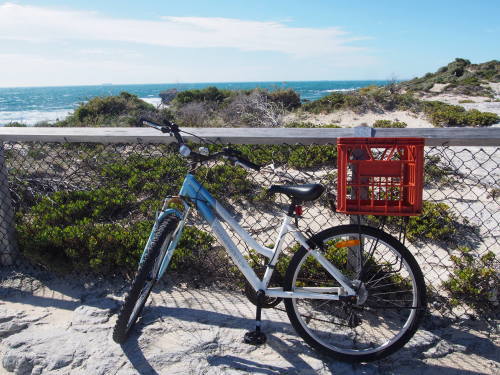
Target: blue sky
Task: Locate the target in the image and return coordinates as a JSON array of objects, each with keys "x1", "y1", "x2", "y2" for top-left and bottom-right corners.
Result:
[{"x1": 0, "y1": 0, "x2": 499, "y2": 87}]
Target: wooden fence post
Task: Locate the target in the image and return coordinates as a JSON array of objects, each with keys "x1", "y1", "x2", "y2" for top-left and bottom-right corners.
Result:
[{"x1": 0, "y1": 143, "x2": 18, "y2": 265}]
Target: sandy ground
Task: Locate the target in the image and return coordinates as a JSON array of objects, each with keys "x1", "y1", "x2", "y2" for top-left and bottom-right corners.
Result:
[
  {"x1": 0, "y1": 274, "x2": 498, "y2": 375},
  {"x1": 285, "y1": 110, "x2": 433, "y2": 128}
]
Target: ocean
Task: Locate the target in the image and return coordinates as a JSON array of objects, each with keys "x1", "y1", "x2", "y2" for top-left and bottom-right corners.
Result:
[{"x1": 0, "y1": 80, "x2": 390, "y2": 125}]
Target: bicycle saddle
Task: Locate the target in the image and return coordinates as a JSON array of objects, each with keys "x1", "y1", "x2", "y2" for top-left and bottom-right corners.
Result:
[{"x1": 268, "y1": 184, "x2": 325, "y2": 202}]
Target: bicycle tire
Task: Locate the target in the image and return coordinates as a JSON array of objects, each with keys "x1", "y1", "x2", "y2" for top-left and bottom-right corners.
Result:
[
  {"x1": 113, "y1": 215, "x2": 179, "y2": 343},
  {"x1": 284, "y1": 224, "x2": 426, "y2": 362}
]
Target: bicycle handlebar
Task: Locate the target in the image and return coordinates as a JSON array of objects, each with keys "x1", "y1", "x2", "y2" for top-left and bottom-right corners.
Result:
[
  {"x1": 140, "y1": 117, "x2": 185, "y2": 145},
  {"x1": 138, "y1": 118, "x2": 261, "y2": 171}
]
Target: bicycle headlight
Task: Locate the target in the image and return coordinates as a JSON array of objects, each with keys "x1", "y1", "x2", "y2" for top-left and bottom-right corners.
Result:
[{"x1": 179, "y1": 144, "x2": 191, "y2": 157}]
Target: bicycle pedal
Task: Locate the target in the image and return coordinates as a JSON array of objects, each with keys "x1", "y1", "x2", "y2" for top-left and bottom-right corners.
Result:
[{"x1": 243, "y1": 330, "x2": 267, "y2": 345}]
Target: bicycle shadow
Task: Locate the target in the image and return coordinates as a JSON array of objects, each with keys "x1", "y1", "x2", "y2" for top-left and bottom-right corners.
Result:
[
  {"x1": 121, "y1": 334, "x2": 160, "y2": 375},
  {"x1": 124, "y1": 304, "x2": 378, "y2": 374},
  {"x1": 120, "y1": 290, "x2": 498, "y2": 375}
]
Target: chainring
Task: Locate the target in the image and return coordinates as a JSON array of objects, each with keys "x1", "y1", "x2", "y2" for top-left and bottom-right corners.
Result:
[{"x1": 244, "y1": 266, "x2": 283, "y2": 308}]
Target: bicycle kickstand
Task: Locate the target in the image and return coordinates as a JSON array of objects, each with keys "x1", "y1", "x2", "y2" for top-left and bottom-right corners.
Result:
[{"x1": 243, "y1": 290, "x2": 267, "y2": 345}]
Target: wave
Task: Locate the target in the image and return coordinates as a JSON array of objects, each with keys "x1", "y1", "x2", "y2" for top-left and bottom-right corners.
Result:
[
  {"x1": 0, "y1": 109, "x2": 72, "y2": 126},
  {"x1": 0, "y1": 97, "x2": 162, "y2": 126},
  {"x1": 323, "y1": 88, "x2": 359, "y2": 93},
  {"x1": 140, "y1": 97, "x2": 162, "y2": 106}
]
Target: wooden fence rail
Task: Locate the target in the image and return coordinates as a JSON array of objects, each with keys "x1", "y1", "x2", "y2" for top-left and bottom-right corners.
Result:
[{"x1": 0, "y1": 127, "x2": 500, "y2": 146}]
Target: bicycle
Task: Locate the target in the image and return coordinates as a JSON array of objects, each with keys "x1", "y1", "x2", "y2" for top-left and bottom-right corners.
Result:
[{"x1": 112, "y1": 118, "x2": 426, "y2": 362}]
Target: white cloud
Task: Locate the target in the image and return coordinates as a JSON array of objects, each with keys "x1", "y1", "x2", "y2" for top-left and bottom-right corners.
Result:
[{"x1": 0, "y1": 2, "x2": 367, "y2": 57}]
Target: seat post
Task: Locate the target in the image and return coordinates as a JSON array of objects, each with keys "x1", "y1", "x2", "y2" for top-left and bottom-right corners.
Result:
[
  {"x1": 287, "y1": 198, "x2": 303, "y2": 227},
  {"x1": 287, "y1": 199, "x2": 297, "y2": 217}
]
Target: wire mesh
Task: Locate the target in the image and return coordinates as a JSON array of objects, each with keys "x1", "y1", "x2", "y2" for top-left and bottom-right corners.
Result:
[{"x1": 0, "y1": 140, "x2": 498, "y2": 324}]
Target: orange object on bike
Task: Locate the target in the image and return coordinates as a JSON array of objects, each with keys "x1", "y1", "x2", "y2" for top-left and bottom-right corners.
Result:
[{"x1": 334, "y1": 239, "x2": 360, "y2": 248}]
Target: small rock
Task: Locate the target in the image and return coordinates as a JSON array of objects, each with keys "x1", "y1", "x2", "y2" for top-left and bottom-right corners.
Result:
[
  {"x1": 2, "y1": 352, "x2": 34, "y2": 375},
  {"x1": 423, "y1": 340, "x2": 467, "y2": 359},
  {"x1": 0, "y1": 321, "x2": 28, "y2": 338},
  {"x1": 72, "y1": 305, "x2": 112, "y2": 325}
]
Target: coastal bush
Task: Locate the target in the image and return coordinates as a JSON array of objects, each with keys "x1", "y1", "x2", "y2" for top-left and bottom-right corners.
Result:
[
  {"x1": 235, "y1": 144, "x2": 337, "y2": 169},
  {"x1": 195, "y1": 164, "x2": 253, "y2": 200},
  {"x1": 302, "y1": 86, "x2": 419, "y2": 114},
  {"x1": 400, "y1": 58, "x2": 498, "y2": 96},
  {"x1": 57, "y1": 92, "x2": 155, "y2": 127},
  {"x1": 100, "y1": 153, "x2": 188, "y2": 195},
  {"x1": 464, "y1": 109, "x2": 499, "y2": 127},
  {"x1": 266, "y1": 88, "x2": 301, "y2": 110},
  {"x1": 15, "y1": 188, "x2": 142, "y2": 272},
  {"x1": 422, "y1": 101, "x2": 499, "y2": 127},
  {"x1": 169, "y1": 225, "x2": 216, "y2": 273},
  {"x1": 424, "y1": 155, "x2": 457, "y2": 185},
  {"x1": 173, "y1": 86, "x2": 231, "y2": 105},
  {"x1": 17, "y1": 198, "x2": 214, "y2": 274},
  {"x1": 373, "y1": 120, "x2": 407, "y2": 128},
  {"x1": 302, "y1": 92, "x2": 346, "y2": 113},
  {"x1": 443, "y1": 247, "x2": 499, "y2": 316},
  {"x1": 367, "y1": 201, "x2": 459, "y2": 242},
  {"x1": 13, "y1": 148, "x2": 255, "y2": 273},
  {"x1": 219, "y1": 90, "x2": 286, "y2": 127},
  {"x1": 175, "y1": 101, "x2": 213, "y2": 127},
  {"x1": 4, "y1": 122, "x2": 27, "y2": 127}
]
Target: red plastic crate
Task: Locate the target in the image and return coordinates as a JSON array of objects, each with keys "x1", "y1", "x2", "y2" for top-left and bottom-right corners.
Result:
[{"x1": 337, "y1": 137, "x2": 425, "y2": 216}]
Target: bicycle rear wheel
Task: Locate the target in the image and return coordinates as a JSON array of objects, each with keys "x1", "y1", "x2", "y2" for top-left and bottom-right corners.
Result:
[
  {"x1": 113, "y1": 215, "x2": 179, "y2": 343},
  {"x1": 284, "y1": 224, "x2": 426, "y2": 362}
]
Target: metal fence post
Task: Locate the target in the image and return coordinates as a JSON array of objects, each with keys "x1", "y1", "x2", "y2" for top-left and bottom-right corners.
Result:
[
  {"x1": 0, "y1": 143, "x2": 18, "y2": 265},
  {"x1": 348, "y1": 125, "x2": 373, "y2": 273}
]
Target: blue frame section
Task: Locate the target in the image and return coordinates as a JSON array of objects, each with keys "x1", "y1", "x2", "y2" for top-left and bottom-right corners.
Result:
[
  {"x1": 139, "y1": 174, "x2": 217, "y2": 280},
  {"x1": 179, "y1": 174, "x2": 217, "y2": 224}
]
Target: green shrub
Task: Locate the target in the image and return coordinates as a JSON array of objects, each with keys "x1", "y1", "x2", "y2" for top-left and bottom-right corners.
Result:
[
  {"x1": 100, "y1": 153, "x2": 187, "y2": 195},
  {"x1": 424, "y1": 155, "x2": 458, "y2": 185},
  {"x1": 194, "y1": 163, "x2": 253, "y2": 200},
  {"x1": 16, "y1": 188, "x2": 144, "y2": 273},
  {"x1": 423, "y1": 101, "x2": 499, "y2": 127},
  {"x1": 170, "y1": 226, "x2": 216, "y2": 272},
  {"x1": 368, "y1": 201, "x2": 459, "y2": 242},
  {"x1": 266, "y1": 89, "x2": 301, "y2": 110},
  {"x1": 4, "y1": 122, "x2": 27, "y2": 127},
  {"x1": 15, "y1": 183, "x2": 215, "y2": 273},
  {"x1": 235, "y1": 144, "x2": 337, "y2": 169},
  {"x1": 173, "y1": 86, "x2": 231, "y2": 105},
  {"x1": 458, "y1": 99, "x2": 474, "y2": 103},
  {"x1": 443, "y1": 247, "x2": 499, "y2": 316},
  {"x1": 302, "y1": 87, "x2": 419, "y2": 114},
  {"x1": 465, "y1": 109, "x2": 499, "y2": 127},
  {"x1": 302, "y1": 92, "x2": 346, "y2": 113},
  {"x1": 373, "y1": 120, "x2": 407, "y2": 128},
  {"x1": 57, "y1": 92, "x2": 155, "y2": 127}
]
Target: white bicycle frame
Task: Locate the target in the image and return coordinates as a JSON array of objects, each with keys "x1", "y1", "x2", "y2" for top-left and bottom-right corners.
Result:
[{"x1": 156, "y1": 173, "x2": 357, "y2": 300}]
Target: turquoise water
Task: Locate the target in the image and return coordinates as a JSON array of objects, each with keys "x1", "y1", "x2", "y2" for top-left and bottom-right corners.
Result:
[{"x1": 0, "y1": 80, "x2": 389, "y2": 125}]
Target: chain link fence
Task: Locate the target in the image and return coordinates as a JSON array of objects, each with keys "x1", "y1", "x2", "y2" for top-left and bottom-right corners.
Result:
[{"x1": 0, "y1": 133, "x2": 498, "y2": 325}]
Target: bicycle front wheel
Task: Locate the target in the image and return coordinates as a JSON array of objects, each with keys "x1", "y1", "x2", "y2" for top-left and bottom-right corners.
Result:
[
  {"x1": 284, "y1": 224, "x2": 426, "y2": 362},
  {"x1": 113, "y1": 215, "x2": 179, "y2": 343}
]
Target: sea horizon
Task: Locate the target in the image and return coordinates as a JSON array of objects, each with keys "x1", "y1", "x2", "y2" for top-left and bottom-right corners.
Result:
[{"x1": 0, "y1": 80, "x2": 391, "y2": 126}]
